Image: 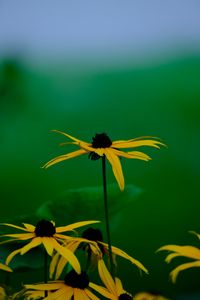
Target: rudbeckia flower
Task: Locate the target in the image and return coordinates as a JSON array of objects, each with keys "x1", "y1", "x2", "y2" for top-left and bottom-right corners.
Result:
[
  {"x1": 42, "y1": 131, "x2": 164, "y2": 190},
  {"x1": 23, "y1": 269, "x2": 104, "y2": 300},
  {"x1": 133, "y1": 291, "x2": 170, "y2": 300},
  {"x1": 91, "y1": 259, "x2": 133, "y2": 300},
  {"x1": 0, "y1": 219, "x2": 99, "y2": 274},
  {"x1": 157, "y1": 231, "x2": 200, "y2": 282},
  {"x1": 50, "y1": 228, "x2": 148, "y2": 279}
]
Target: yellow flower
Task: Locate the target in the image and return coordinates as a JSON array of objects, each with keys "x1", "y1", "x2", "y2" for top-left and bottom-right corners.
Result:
[
  {"x1": 157, "y1": 231, "x2": 200, "y2": 282},
  {"x1": 23, "y1": 269, "x2": 104, "y2": 300},
  {"x1": 90, "y1": 259, "x2": 133, "y2": 300},
  {"x1": 0, "y1": 219, "x2": 99, "y2": 274},
  {"x1": 42, "y1": 131, "x2": 164, "y2": 190},
  {"x1": 50, "y1": 228, "x2": 148, "y2": 279}
]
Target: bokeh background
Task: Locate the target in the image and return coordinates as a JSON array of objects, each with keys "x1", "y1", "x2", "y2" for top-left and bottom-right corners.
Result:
[{"x1": 0, "y1": 1, "x2": 200, "y2": 299}]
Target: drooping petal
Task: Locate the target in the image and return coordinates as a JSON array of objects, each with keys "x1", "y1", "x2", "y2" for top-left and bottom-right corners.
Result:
[
  {"x1": 99, "y1": 242, "x2": 148, "y2": 274},
  {"x1": 89, "y1": 283, "x2": 114, "y2": 300},
  {"x1": 54, "y1": 241, "x2": 81, "y2": 280},
  {"x1": 42, "y1": 237, "x2": 54, "y2": 256},
  {"x1": 170, "y1": 260, "x2": 200, "y2": 283},
  {"x1": 51, "y1": 239, "x2": 81, "y2": 274},
  {"x1": 157, "y1": 245, "x2": 200, "y2": 260},
  {"x1": 56, "y1": 220, "x2": 100, "y2": 233},
  {"x1": 111, "y1": 148, "x2": 151, "y2": 161},
  {"x1": 74, "y1": 288, "x2": 88, "y2": 300},
  {"x1": 0, "y1": 223, "x2": 30, "y2": 232},
  {"x1": 42, "y1": 149, "x2": 87, "y2": 169},
  {"x1": 0, "y1": 262, "x2": 12, "y2": 272},
  {"x1": 6, "y1": 248, "x2": 22, "y2": 264},
  {"x1": 104, "y1": 148, "x2": 124, "y2": 191},
  {"x1": 20, "y1": 237, "x2": 42, "y2": 254},
  {"x1": 112, "y1": 138, "x2": 165, "y2": 149},
  {"x1": 98, "y1": 259, "x2": 117, "y2": 295},
  {"x1": 44, "y1": 286, "x2": 67, "y2": 300},
  {"x1": 51, "y1": 130, "x2": 84, "y2": 143},
  {"x1": 49, "y1": 251, "x2": 60, "y2": 278}
]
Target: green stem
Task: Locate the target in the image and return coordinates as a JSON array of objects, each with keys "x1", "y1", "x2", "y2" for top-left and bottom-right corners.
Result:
[
  {"x1": 44, "y1": 251, "x2": 48, "y2": 297},
  {"x1": 102, "y1": 155, "x2": 115, "y2": 277}
]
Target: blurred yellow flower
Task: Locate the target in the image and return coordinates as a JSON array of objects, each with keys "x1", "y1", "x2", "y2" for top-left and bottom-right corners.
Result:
[
  {"x1": 43, "y1": 131, "x2": 164, "y2": 190},
  {"x1": 50, "y1": 228, "x2": 148, "y2": 279},
  {"x1": 0, "y1": 262, "x2": 12, "y2": 273},
  {"x1": 157, "y1": 231, "x2": 200, "y2": 282},
  {"x1": 1, "y1": 219, "x2": 99, "y2": 275}
]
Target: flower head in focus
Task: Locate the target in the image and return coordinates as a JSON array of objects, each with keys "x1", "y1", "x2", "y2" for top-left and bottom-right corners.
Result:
[
  {"x1": 157, "y1": 231, "x2": 200, "y2": 282},
  {"x1": 0, "y1": 219, "x2": 99, "y2": 274},
  {"x1": 42, "y1": 131, "x2": 164, "y2": 190}
]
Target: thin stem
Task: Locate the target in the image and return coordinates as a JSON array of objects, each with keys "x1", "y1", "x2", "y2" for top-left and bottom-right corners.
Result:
[
  {"x1": 44, "y1": 250, "x2": 48, "y2": 297},
  {"x1": 102, "y1": 155, "x2": 115, "y2": 276}
]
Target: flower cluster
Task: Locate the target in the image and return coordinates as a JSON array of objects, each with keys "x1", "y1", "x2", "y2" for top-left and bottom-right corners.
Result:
[{"x1": 0, "y1": 131, "x2": 165, "y2": 299}]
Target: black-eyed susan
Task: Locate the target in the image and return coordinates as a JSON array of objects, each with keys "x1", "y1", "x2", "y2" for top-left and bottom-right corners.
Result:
[
  {"x1": 50, "y1": 228, "x2": 148, "y2": 280},
  {"x1": 157, "y1": 231, "x2": 200, "y2": 282},
  {"x1": 23, "y1": 269, "x2": 104, "y2": 300},
  {"x1": 91, "y1": 259, "x2": 133, "y2": 300},
  {"x1": 0, "y1": 219, "x2": 99, "y2": 274},
  {"x1": 42, "y1": 131, "x2": 164, "y2": 191}
]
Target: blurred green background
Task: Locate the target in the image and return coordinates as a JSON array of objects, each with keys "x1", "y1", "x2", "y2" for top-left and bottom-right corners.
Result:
[{"x1": 0, "y1": 1, "x2": 200, "y2": 299}]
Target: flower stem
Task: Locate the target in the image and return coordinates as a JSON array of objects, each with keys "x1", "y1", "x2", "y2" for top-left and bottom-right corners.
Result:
[
  {"x1": 102, "y1": 155, "x2": 115, "y2": 276},
  {"x1": 44, "y1": 250, "x2": 48, "y2": 297}
]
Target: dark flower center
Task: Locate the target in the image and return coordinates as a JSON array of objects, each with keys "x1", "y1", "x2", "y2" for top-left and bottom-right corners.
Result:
[
  {"x1": 82, "y1": 228, "x2": 103, "y2": 242},
  {"x1": 119, "y1": 293, "x2": 132, "y2": 300},
  {"x1": 92, "y1": 133, "x2": 112, "y2": 148},
  {"x1": 34, "y1": 219, "x2": 56, "y2": 237},
  {"x1": 64, "y1": 270, "x2": 89, "y2": 289},
  {"x1": 81, "y1": 227, "x2": 105, "y2": 255}
]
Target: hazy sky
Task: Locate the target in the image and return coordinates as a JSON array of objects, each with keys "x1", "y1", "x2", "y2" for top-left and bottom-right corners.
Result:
[{"x1": 0, "y1": 0, "x2": 200, "y2": 60}]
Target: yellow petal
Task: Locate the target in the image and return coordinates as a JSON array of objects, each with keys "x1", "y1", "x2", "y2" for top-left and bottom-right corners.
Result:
[
  {"x1": 98, "y1": 259, "x2": 117, "y2": 295},
  {"x1": 42, "y1": 237, "x2": 54, "y2": 256},
  {"x1": 0, "y1": 223, "x2": 30, "y2": 232},
  {"x1": 89, "y1": 283, "x2": 114, "y2": 300},
  {"x1": 49, "y1": 252, "x2": 60, "y2": 278},
  {"x1": 56, "y1": 220, "x2": 100, "y2": 233},
  {"x1": 2, "y1": 233, "x2": 35, "y2": 240},
  {"x1": 51, "y1": 239, "x2": 81, "y2": 274},
  {"x1": 54, "y1": 241, "x2": 81, "y2": 280},
  {"x1": 104, "y1": 148, "x2": 124, "y2": 191},
  {"x1": 44, "y1": 286, "x2": 67, "y2": 300},
  {"x1": 20, "y1": 237, "x2": 42, "y2": 254},
  {"x1": 99, "y1": 242, "x2": 148, "y2": 274},
  {"x1": 0, "y1": 262, "x2": 12, "y2": 272},
  {"x1": 51, "y1": 130, "x2": 83, "y2": 143},
  {"x1": 85, "y1": 288, "x2": 100, "y2": 300},
  {"x1": 157, "y1": 245, "x2": 200, "y2": 260},
  {"x1": 115, "y1": 278, "x2": 124, "y2": 295},
  {"x1": 189, "y1": 231, "x2": 200, "y2": 240},
  {"x1": 74, "y1": 288, "x2": 88, "y2": 300},
  {"x1": 24, "y1": 282, "x2": 64, "y2": 290},
  {"x1": 42, "y1": 149, "x2": 87, "y2": 169},
  {"x1": 111, "y1": 148, "x2": 151, "y2": 161},
  {"x1": 112, "y1": 138, "x2": 165, "y2": 149},
  {"x1": 170, "y1": 260, "x2": 200, "y2": 283},
  {"x1": 23, "y1": 223, "x2": 35, "y2": 232},
  {"x1": 6, "y1": 248, "x2": 22, "y2": 264}
]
